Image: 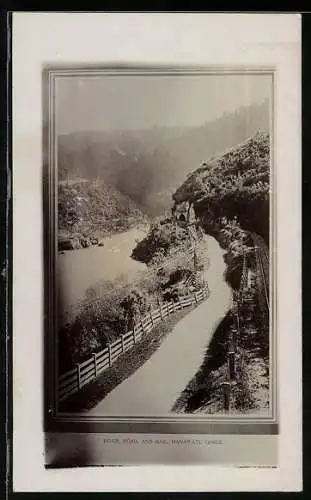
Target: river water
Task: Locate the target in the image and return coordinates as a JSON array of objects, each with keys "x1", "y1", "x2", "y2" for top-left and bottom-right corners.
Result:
[{"x1": 57, "y1": 227, "x2": 147, "y2": 313}]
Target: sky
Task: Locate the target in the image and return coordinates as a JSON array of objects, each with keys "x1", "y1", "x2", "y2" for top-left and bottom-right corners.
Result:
[{"x1": 55, "y1": 73, "x2": 272, "y2": 135}]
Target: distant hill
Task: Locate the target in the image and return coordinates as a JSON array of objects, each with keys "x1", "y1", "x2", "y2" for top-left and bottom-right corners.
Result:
[
  {"x1": 58, "y1": 179, "x2": 149, "y2": 250},
  {"x1": 57, "y1": 100, "x2": 270, "y2": 217}
]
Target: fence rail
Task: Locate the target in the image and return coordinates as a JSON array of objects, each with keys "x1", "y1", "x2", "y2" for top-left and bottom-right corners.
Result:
[{"x1": 58, "y1": 287, "x2": 209, "y2": 402}]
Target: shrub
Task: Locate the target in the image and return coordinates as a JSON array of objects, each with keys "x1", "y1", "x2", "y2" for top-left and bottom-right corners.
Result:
[{"x1": 131, "y1": 219, "x2": 190, "y2": 264}]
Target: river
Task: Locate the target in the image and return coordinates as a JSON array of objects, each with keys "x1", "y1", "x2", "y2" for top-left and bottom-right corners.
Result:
[{"x1": 57, "y1": 227, "x2": 147, "y2": 314}]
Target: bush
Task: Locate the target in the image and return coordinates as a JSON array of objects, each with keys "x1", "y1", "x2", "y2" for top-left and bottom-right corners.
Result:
[{"x1": 131, "y1": 219, "x2": 190, "y2": 264}]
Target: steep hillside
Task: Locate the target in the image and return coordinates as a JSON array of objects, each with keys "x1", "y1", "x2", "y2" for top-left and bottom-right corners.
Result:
[
  {"x1": 57, "y1": 101, "x2": 269, "y2": 217},
  {"x1": 173, "y1": 132, "x2": 270, "y2": 243},
  {"x1": 58, "y1": 179, "x2": 148, "y2": 250},
  {"x1": 129, "y1": 132, "x2": 271, "y2": 416}
]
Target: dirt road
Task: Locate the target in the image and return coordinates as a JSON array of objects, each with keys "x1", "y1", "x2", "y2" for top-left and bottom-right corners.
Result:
[{"x1": 88, "y1": 235, "x2": 232, "y2": 416}]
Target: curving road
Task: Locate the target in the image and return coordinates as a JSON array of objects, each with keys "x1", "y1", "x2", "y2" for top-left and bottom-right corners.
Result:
[{"x1": 88, "y1": 235, "x2": 232, "y2": 416}]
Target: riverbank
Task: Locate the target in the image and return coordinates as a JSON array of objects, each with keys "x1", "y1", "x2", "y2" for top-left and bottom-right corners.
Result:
[
  {"x1": 58, "y1": 178, "x2": 149, "y2": 251},
  {"x1": 58, "y1": 227, "x2": 148, "y2": 318},
  {"x1": 58, "y1": 221, "x2": 150, "y2": 252}
]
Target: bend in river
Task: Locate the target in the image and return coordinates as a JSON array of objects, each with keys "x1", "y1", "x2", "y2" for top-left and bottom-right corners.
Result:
[{"x1": 57, "y1": 227, "x2": 147, "y2": 313}]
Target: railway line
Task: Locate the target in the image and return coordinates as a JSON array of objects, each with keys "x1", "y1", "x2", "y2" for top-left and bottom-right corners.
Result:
[{"x1": 250, "y1": 233, "x2": 270, "y2": 312}]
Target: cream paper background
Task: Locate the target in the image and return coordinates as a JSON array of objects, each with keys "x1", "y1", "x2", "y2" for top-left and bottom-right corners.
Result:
[{"x1": 12, "y1": 12, "x2": 301, "y2": 491}]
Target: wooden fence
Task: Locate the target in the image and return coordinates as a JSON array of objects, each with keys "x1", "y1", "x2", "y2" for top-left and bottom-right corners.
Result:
[{"x1": 58, "y1": 287, "x2": 209, "y2": 402}]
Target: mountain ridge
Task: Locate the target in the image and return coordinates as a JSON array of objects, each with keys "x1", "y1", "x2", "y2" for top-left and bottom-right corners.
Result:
[{"x1": 57, "y1": 100, "x2": 270, "y2": 217}]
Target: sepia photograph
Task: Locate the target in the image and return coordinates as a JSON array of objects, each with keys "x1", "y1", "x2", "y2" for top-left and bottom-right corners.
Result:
[
  {"x1": 45, "y1": 68, "x2": 275, "y2": 422},
  {"x1": 13, "y1": 12, "x2": 301, "y2": 487}
]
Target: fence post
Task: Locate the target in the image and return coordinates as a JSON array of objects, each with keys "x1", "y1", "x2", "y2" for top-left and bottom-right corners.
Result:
[
  {"x1": 76, "y1": 363, "x2": 81, "y2": 390},
  {"x1": 222, "y1": 381, "x2": 230, "y2": 412},
  {"x1": 194, "y1": 292, "x2": 198, "y2": 303},
  {"x1": 108, "y1": 343, "x2": 112, "y2": 366},
  {"x1": 157, "y1": 297, "x2": 163, "y2": 320},
  {"x1": 228, "y1": 351, "x2": 236, "y2": 380},
  {"x1": 141, "y1": 320, "x2": 145, "y2": 335},
  {"x1": 150, "y1": 311, "x2": 154, "y2": 327},
  {"x1": 133, "y1": 326, "x2": 137, "y2": 344},
  {"x1": 236, "y1": 311, "x2": 240, "y2": 333},
  {"x1": 121, "y1": 334, "x2": 125, "y2": 353},
  {"x1": 92, "y1": 353, "x2": 97, "y2": 378},
  {"x1": 232, "y1": 328, "x2": 238, "y2": 351},
  {"x1": 159, "y1": 304, "x2": 164, "y2": 320}
]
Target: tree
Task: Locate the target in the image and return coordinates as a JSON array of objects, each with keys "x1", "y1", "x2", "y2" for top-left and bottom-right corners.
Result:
[{"x1": 120, "y1": 290, "x2": 147, "y2": 331}]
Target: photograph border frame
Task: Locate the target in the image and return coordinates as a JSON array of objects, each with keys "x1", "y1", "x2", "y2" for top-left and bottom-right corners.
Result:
[{"x1": 44, "y1": 64, "x2": 278, "y2": 435}]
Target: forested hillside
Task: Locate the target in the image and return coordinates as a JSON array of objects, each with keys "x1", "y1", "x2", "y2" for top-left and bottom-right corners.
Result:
[
  {"x1": 173, "y1": 131, "x2": 270, "y2": 243},
  {"x1": 58, "y1": 179, "x2": 148, "y2": 250},
  {"x1": 131, "y1": 131, "x2": 270, "y2": 294},
  {"x1": 57, "y1": 101, "x2": 269, "y2": 217}
]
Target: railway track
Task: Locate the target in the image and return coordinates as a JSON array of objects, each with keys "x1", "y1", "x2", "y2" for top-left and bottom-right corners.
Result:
[{"x1": 251, "y1": 233, "x2": 270, "y2": 312}]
